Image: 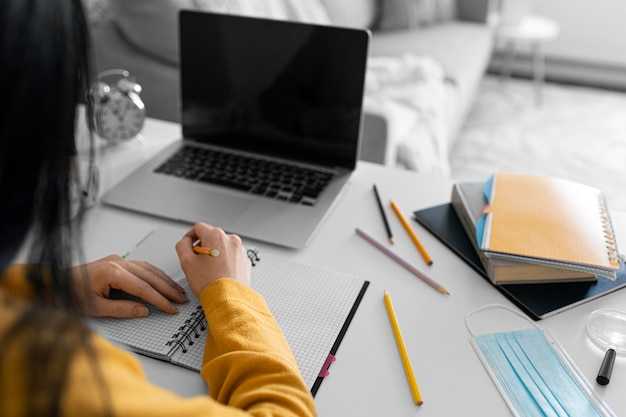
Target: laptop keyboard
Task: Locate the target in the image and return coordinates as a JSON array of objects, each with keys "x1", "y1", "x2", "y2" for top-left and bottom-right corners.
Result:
[{"x1": 154, "y1": 146, "x2": 334, "y2": 206}]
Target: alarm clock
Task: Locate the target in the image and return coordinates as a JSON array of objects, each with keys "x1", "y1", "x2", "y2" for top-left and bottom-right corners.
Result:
[{"x1": 92, "y1": 69, "x2": 146, "y2": 142}]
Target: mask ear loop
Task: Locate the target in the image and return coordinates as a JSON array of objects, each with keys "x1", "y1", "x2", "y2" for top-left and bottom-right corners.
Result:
[{"x1": 465, "y1": 303, "x2": 540, "y2": 338}]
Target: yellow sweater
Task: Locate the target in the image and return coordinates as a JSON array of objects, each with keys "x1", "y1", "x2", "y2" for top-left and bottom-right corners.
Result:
[{"x1": 0, "y1": 264, "x2": 316, "y2": 417}]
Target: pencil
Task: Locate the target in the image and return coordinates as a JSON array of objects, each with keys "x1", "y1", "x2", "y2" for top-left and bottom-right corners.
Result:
[
  {"x1": 192, "y1": 242, "x2": 220, "y2": 257},
  {"x1": 383, "y1": 290, "x2": 423, "y2": 406},
  {"x1": 356, "y1": 228, "x2": 449, "y2": 295},
  {"x1": 193, "y1": 246, "x2": 220, "y2": 256},
  {"x1": 373, "y1": 184, "x2": 394, "y2": 243},
  {"x1": 390, "y1": 200, "x2": 433, "y2": 265}
]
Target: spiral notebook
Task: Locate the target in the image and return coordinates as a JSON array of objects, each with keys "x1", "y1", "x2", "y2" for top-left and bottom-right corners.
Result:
[
  {"x1": 477, "y1": 172, "x2": 619, "y2": 280},
  {"x1": 92, "y1": 228, "x2": 369, "y2": 395},
  {"x1": 452, "y1": 181, "x2": 596, "y2": 284}
]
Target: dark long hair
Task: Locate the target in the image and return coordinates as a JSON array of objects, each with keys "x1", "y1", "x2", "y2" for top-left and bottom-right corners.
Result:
[{"x1": 0, "y1": 0, "x2": 107, "y2": 415}]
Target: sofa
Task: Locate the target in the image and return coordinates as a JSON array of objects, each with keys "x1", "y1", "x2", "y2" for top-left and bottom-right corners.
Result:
[{"x1": 86, "y1": 0, "x2": 494, "y2": 175}]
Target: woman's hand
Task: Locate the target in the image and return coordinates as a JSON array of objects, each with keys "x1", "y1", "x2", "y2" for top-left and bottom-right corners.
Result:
[
  {"x1": 176, "y1": 223, "x2": 251, "y2": 298},
  {"x1": 71, "y1": 255, "x2": 187, "y2": 318}
]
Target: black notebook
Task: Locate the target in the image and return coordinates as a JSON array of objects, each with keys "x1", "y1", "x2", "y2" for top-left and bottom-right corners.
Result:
[
  {"x1": 92, "y1": 228, "x2": 369, "y2": 395},
  {"x1": 413, "y1": 203, "x2": 626, "y2": 320}
]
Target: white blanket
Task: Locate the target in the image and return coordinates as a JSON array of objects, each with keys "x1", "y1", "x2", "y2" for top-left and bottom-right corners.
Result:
[{"x1": 364, "y1": 54, "x2": 449, "y2": 175}]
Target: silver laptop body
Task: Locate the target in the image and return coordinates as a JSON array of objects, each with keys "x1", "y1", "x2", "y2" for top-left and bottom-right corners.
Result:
[{"x1": 102, "y1": 11, "x2": 370, "y2": 248}]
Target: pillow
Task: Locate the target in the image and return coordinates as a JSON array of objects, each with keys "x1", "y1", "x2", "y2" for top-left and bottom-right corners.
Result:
[
  {"x1": 111, "y1": 0, "x2": 196, "y2": 65},
  {"x1": 193, "y1": 0, "x2": 289, "y2": 19},
  {"x1": 193, "y1": 0, "x2": 331, "y2": 23},
  {"x1": 377, "y1": 0, "x2": 421, "y2": 31},
  {"x1": 281, "y1": 0, "x2": 331, "y2": 24},
  {"x1": 111, "y1": 0, "x2": 331, "y2": 66},
  {"x1": 377, "y1": 0, "x2": 457, "y2": 32},
  {"x1": 319, "y1": 0, "x2": 377, "y2": 28}
]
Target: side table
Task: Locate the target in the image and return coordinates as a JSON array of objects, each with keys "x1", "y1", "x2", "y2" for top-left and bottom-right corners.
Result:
[{"x1": 496, "y1": 15, "x2": 561, "y2": 105}]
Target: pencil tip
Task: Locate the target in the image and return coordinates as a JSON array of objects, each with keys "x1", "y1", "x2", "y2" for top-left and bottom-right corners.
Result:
[
  {"x1": 389, "y1": 237, "x2": 395, "y2": 244},
  {"x1": 416, "y1": 400, "x2": 424, "y2": 406},
  {"x1": 440, "y1": 288, "x2": 450, "y2": 295},
  {"x1": 427, "y1": 260, "x2": 433, "y2": 266}
]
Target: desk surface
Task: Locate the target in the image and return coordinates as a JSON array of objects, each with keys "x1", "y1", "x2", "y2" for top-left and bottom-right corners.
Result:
[{"x1": 85, "y1": 118, "x2": 626, "y2": 416}]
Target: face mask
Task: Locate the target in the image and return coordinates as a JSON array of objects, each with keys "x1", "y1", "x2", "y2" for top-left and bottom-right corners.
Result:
[{"x1": 466, "y1": 304, "x2": 616, "y2": 417}]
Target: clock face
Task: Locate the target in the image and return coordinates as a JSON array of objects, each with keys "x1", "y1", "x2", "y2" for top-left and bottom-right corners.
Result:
[{"x1": 96, "y1": 91, "x2": 146, "y2": 141}]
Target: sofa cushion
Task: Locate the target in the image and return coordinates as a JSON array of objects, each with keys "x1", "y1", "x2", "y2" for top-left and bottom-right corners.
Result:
[
  {"x1": 111, "y1": 0, "x2": 330, "y2": 66},
  {"x1": 370, "y1": 22, "x2": 492, "y2": 103},
  {"x1": 193, "y1": 0, "x2": 331, "y2": 23},
  {"x1": 369, "y1": 21, "x2": 493, "y2": 147},
  {"x1": 377, "y1": 0, "x2": 457, "y2": 31},
  {"x1": 377, "y1": 0, "x2": 421, "y2": 31},
  {"x1": 319, "y1": 0, "x2": 377, "y2": 28},
  {"x1": 90, "y1": 21, "x2": 180, "y2": 122},
  {"x1": 110, "y1": 0, "x2": 195, "y2": 65}
]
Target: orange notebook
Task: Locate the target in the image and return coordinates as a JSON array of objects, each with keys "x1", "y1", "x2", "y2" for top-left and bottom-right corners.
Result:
[{"x1": 476, "y1": 172, "x2": 619, "y2": 280}]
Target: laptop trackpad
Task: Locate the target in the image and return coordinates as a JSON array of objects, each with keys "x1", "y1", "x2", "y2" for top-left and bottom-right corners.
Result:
[{"x1": 184, "y1": 191, "x2": 253, "y2": 229}]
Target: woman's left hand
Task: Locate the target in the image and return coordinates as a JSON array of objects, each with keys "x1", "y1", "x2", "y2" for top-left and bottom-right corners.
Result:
[{"x1": 71, "y1": 255, "x2": 187, "y2": 318}]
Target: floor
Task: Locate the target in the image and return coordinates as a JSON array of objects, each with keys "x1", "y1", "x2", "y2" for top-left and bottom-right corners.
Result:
[{"x1": 450, "y1": 75, "x2": 626, "y2": 212}]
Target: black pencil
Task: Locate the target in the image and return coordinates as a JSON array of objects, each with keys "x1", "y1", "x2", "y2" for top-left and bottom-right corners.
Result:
[{"x1": 373, "y1": 184, "x2": 394, "y2": 244}]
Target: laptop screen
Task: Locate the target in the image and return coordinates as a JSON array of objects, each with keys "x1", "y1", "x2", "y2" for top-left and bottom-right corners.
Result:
[{"x1": 179, "y1": 11, "x2": 370, "y2": 170}]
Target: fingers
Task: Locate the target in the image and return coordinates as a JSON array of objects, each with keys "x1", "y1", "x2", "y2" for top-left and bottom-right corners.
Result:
[
  {"x1": 103, "y1": 258, "x2": 185, "y2": 315},
  {"x1": 177, "y1": 223, "x2": 252, "y2": 297},
  {"x1": 91, "y1": 297, "x2": 150, "y2": 319},
  {"x1": 176, "y1": 223, "x2": 235, "y2": 265},
  {"x1": 84, "y1": 254, "x2": 188, "y2": 318},
  {"x1": 83, "y1": 223, "x2": 248, "y2": 318},
  {"x1": 121, "y1": 259, "x2": 187, "y2": 304}
]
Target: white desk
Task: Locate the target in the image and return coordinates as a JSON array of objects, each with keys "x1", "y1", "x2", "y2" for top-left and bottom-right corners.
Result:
[{"x1": 85, "y1": 118, "x2": 626, "y2": 416}]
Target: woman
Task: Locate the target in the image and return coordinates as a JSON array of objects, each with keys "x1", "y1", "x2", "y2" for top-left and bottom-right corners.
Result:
[{"x1": 0, "y1": 1, "x2": 315, "y2": 416}]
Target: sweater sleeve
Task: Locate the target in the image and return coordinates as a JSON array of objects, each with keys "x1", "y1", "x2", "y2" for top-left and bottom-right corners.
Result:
[
  {"x1": 199, "y1": 278, "x2": 316, "y2": 417},
  {"x1": 59, "y1": 278, "x2": 316, "y2": 417},
  {"x1": 0, "y1": 264, "x2": 34, "y2": 300}
]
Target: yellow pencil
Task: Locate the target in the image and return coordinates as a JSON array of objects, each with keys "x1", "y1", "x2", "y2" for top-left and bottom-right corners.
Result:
[
  {"x1": 383, "y1": 290, "x2": 423, "y2": 406},
  {"x1": 390, "y1": 200, "x2": 433, "y2": 265}
]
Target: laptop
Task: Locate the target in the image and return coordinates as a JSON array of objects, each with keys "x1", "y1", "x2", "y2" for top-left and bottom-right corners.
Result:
[{"x1": 102, "y1": 11, "x2": 370, "y2": 248}]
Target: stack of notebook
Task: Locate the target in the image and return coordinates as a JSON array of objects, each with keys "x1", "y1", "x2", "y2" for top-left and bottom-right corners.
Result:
[
  {"x1": 413, "y1": 172, "x2": 626, "y2": 319},
  {"x1": 451, "y1": 173, "x2": 619, "y2": 284}
]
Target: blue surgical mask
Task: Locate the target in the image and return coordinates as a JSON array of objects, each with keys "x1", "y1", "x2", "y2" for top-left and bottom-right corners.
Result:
[{"x1": 466, "y1": 304, "x2": 616, "y2": 417}]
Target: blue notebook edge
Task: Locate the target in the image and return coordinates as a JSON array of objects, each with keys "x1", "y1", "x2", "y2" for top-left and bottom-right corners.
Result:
[{"x1": 475, "y1": 173, "x2": 495, "y2": 249}]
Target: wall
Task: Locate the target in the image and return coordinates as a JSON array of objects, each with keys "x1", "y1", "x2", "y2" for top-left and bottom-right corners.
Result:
[
  {"x1": 492, "y1": 0, "x2": 626, "y2": 90},
  {"x1": 536, "y1": 0, "x2": 626, "y2": 67}
]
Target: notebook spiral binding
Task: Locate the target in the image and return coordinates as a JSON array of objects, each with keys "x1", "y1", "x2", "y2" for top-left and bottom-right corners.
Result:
[
  {"x1": 165, "y1": 306, "x2": 206, "y2": 353},
  {"x1": 165, "y1": 247, "x2": 262, "y2": 354},
  {"x1": 598, "y1": 194, "x2": 620, "y2": 265}
]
